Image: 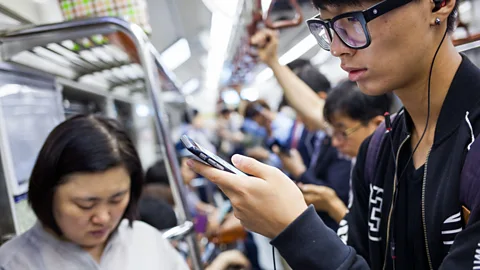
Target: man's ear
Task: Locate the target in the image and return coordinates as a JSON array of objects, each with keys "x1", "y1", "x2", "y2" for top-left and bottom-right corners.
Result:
[
  {"x1": 431, "y1": 0, "x2": 456, "y2": 26},
  {"x1": 370, "y1": 115, "x2": 385, "y2": 128},
  {"x1": 317, "y1": 91, "x2": 328, "y2": 100}
]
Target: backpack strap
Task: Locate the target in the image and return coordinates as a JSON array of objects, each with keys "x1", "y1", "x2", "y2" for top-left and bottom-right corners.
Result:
[
  {"x1": 459, "y1": 134, "x2": 480, "y2": 224},
  {"x1": 364, "y1": 113, "x2": 398, "y2": 184},
  {"x1": 459, "y1": 109, "x2": 480, "y2": 225}
]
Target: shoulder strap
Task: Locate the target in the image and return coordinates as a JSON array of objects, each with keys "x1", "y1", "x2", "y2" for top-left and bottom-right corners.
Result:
[
  {"x1": 460, "y1": 134, "x2": 480, "y2": 224},
  {"x1": 459, "y1": 108, "x2": 480, "y2": 224},
  {"x1": 365, "y1": 114, "x2": 397, "y2": 184}
]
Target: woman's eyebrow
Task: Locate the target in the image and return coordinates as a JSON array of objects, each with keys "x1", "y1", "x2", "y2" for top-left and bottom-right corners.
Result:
[
  {"x1": 73, "y1": 196, "x2": 100, "y2": 202},
  {"x1": 110, "y1": 189, "x2": 129, "y2": 199},
  {"x1": 73, "y1": 189, "x2": 129, "y2": 201}
]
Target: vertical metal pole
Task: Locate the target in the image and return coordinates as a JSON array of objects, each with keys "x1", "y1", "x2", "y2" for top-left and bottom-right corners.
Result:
[{"x1": 137, "y1": 37, "x2": 202, "y2": 269}]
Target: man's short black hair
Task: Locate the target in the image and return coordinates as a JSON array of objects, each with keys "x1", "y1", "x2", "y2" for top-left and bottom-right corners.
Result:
[
  {"x1": 145, "y1": 160, "x2": 171, "y2": 186},
  {"x1": 183, "y1": 108, "x2": 199, "y2": 124},
  {"x1": 28, "y1": 115, "x2": 144, "y2": 236},
  {"x1": 287, "y1": 59, "x2": 311, "y2": 71},
  {"x1": 138, "y1": 196, "x2": 177, "y2": 231},
  {"x1": 324, "y1": 80, "x2": 392, "y2": 124},
  {"x1": 244, "y1": 100, "x2": 271, "y2": 119},
  {"x1": 287, "y1": 59, "x2": 331, "y2": 94},
  {"x1": 311, "y1": 0, "x2": 459, "y2": 32}
]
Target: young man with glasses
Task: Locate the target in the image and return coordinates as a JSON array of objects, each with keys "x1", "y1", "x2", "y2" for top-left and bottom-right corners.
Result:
[
  {"x1": 297, "y1": 80, "x2": 391, "y2": 227},
  {"x1": 188, "y1": 0, "x2": 480, "y2": 269},
  {"x1": 323, "y1": 80, "x2": 390, "y2": 159}
]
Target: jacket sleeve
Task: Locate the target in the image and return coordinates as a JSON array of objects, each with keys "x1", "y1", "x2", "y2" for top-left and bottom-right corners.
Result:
[
  {"x1": 270, "y1": 206, "x2": 370, "y2": 269},
  {"x1": 438, "y1": 214, "x2": 480, "y2": 269},
  {"x1": 270, "y1": 138, "x2": 373, "y2": 269}
]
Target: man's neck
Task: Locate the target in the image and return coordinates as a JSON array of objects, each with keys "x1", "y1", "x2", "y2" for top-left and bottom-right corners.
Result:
[{"x1": 394, "y1": 37, "x2": 462, "y2": 139}]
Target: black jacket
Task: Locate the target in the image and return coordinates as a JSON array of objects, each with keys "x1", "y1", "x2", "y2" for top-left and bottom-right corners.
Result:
[{"x1": 271, "y1": 55, "x2": 480, "y2": 269}]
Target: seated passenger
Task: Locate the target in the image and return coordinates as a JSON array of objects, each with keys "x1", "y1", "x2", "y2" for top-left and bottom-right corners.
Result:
[
  {"x1": 0, "y1": 115, "x2": 188, "y2": 270},
  {"x1": 143, "y1": 159, "x2": 175, "y2": 206},
  {"x1": 299, "y1": 81, "x2": 392, "y2": 224}
]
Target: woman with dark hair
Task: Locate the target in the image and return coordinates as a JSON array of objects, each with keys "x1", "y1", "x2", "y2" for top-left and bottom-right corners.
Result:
[{"x1": 0, "y1": 115, "x2": 188, "y2": 269}]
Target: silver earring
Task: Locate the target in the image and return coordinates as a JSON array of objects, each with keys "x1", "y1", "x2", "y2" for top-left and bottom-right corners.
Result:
[{"x1": 435, "y1": 18, "x2": 441, "y2": 25}]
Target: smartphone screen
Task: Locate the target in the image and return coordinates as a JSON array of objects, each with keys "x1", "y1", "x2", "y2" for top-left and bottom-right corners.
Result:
[{"x1": 181, "y1": 135, "x2": 246, "y2": 176}]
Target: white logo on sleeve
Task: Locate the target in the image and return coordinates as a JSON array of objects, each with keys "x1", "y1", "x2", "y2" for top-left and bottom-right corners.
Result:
[
  {"x1": 441, "y1": 212, "x2": 463, "y2": 246},
  {"x1": 368, "y1": 184, "x2": 384, "y2": 242},
  {"x1": 338, "y1": 219, "x2": 349, "y2": 244},
  {"x1": 474, "y1": 243, "x2": 480, "y2": 269}
]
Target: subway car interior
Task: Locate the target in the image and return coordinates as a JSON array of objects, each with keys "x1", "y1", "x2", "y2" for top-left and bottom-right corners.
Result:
[{"x1": 0, "y1": 0, "x2": 479, "y2": 269}]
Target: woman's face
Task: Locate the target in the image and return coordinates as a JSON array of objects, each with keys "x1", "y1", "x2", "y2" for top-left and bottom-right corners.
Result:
[{"x1": 52, "y1": 166, "x2": 131, "y2": 249}]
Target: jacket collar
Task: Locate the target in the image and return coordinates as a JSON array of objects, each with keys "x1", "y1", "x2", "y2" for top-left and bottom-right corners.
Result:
[{"x1": 400, "y1": 54, "x2": 480, "y2": 145}]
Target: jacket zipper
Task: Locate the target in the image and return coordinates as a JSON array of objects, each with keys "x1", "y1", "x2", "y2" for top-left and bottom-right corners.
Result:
[
  {"x1": 422, "y1": 149, "x2": 433, "y2": 270},
  {"x1": 382, "y1": 135, "x2": 410, "y2": 270}
]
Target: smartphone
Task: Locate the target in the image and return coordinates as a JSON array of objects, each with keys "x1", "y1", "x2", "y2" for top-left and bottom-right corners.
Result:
[{"x1": 180, "y1": 135, "x2": 246, "y2": 176}]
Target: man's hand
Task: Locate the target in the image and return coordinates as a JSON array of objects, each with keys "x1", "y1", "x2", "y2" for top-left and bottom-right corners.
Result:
[
  {"x1": 245, "y1": 146, "x2": 271, "y2": 161},
  {"x1": 188, "y1": 155, "x2": 308, "y2": 239},
  {"x1": 298, "y1": 183, "x2": 348, "y2": 223},
  {"x1": 251, "y1": 28, "x2": 280, "y2": 67},
  {"x1": 206, "y1": 250, "x2": 251, "y2": 270},
  {"x1": 274, "y1": 147, "x2": 306, "y2": 179}
]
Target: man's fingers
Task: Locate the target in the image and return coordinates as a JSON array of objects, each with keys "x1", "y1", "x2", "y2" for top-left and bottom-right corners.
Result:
[
  {"x1": 303, "y1": 193, "x2": 315, "y2": 204},
  {"x1": 290, "y1": 148, "x2": 301, "y2": 157},
  {"x1": 187, "y1": 159, "x2": 242, "y2": 190},
  {"x1": 300, "y1": 184, "x2": 324, "y2": 194},
  {"x1": 231, "y1": 154, "x2": 278, "y2": 180},
  {"x1": 250, "y1": 29, "x2": 277, "y2": 47}
]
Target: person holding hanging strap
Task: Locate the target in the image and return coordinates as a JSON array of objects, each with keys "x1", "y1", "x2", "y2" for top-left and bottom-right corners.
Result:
[{"x1": 188, "y1": 0, "x2": 480, "y2": 269}]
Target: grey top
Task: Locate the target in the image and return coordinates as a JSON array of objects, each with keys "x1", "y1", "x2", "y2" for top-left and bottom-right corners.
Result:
[{"x1": 0, "y1": 220, "x2": 188, "y2": 270}]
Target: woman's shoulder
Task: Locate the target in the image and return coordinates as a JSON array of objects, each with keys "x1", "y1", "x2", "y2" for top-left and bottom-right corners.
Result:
[
  {"x1": 118, "y1": 220, "x2": 189, "y2": 269},
  {"x1": 119, "y1": 220, "x2": 169, "y2": 247},
  {"x1": 0, "y1": 228, "x2": 38, "y2": 269},
  {"x1": 121, "y1": 219, "x2": 160, "y2": 235}
]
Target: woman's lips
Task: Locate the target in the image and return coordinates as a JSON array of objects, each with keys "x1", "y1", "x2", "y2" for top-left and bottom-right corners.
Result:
[{"x1": 89, "y1": 229, "x2": 108, "y2": 238}]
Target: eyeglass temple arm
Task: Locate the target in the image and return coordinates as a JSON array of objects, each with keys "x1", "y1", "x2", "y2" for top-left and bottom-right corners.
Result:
[{"x1": 363, "y1": 0, "x2": 413, "y2": 22}]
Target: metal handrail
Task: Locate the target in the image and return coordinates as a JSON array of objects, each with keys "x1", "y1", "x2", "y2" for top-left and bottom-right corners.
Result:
[
  {"x1": 163, "y1": 221, "x2": 195, "y2": 241},
  {"x1": 456, "y1": 33, "x2": 480, "y2": 52},
  {"x1": 0, "y1": 17, "x2": 202, "y2": 270},
  {"x1": 264, "y1": 0, "x2": 303, "y2": 29}
]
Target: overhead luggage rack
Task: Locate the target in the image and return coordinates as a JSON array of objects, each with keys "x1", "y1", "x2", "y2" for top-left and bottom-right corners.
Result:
[
  {"x1": 0, "y1": 17, "x2": 202, "y2": 269},
  {"x1": 0, "y1": 20, "x2": 183, "y2": 103}
]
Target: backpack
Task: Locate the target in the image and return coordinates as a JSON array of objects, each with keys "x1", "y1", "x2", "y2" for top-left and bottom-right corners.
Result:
[{"x1": 365, "y1": 113, "x2": 478, "y2": 224}]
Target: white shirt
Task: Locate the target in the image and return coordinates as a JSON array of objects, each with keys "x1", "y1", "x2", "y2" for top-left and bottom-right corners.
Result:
[{"x1": 0, "y1": 220, "x2": 189, "y2": 270}]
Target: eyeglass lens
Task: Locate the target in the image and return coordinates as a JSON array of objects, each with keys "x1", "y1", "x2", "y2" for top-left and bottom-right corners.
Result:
[{"x1": 309, "y1": 16, "x2": 367, "y2": 50}]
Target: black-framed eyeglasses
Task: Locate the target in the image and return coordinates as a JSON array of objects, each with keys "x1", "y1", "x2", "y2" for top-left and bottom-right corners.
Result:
[
  {"x1": 306, "y1": 0, "x2": 413, "y2": 51},
  {"x1": 330, "y1": 122, "x2": 365, "y2": 141}
]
